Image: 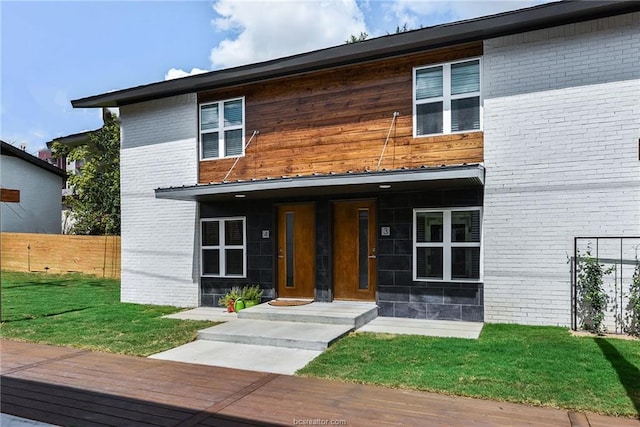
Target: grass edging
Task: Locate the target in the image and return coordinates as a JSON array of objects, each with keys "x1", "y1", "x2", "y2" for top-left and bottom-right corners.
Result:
[
  {"x1": 297, "y1": 324, "x2": 640, "y2": 418},
  {"x1": 0, "y1": 271, "x2": 216, "y2": 356}
]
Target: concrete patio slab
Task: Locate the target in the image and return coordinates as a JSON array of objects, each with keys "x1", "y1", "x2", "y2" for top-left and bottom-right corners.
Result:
[
  {"x1": 0, "y1": 414, "x2": 58, "y2": 427},
  {"x1": 238, "y1": 301, "x2": 378, "y2": 328},
  {"x1": 357, "y1": 317, "x2": 484, "y2": 339},
  {"x1": 198, "y1": 319, "x2": 353, "y2": 350},
  {"x1": 162, "y1": 306, "x2": 235, "y2": 322},
  {"x1": 149, "y1": 339, "x2": 322, "y2": 375}
]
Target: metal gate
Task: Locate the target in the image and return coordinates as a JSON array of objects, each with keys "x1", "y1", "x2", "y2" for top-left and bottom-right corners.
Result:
[{"x1": 572, "y1": 237, "x2": 640, "y2": 333}]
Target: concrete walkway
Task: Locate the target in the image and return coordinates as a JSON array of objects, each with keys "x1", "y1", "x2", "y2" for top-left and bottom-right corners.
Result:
[
  {"x1": 359, "y1": 317, "x2": 484, "y2": 339},
  {"x1": 163, "y1": 305, "x2": 484, "y2": 339},
  {"x1": 0, "y1": 414, "x2": 58, "y2": 427},
  {"x1": 155, "y1": 304, "x2": 484, "y2": 374},
  {"x1": 149, "y1": 340, "x2": 323, "y2": 375}
]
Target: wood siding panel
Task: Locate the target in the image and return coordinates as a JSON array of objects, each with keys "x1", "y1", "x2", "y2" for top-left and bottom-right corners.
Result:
[
  {"x1": 1, "y1": 188, "x2": 20, "y2": 203},
  {"x1": 199, "y1": 42, "x2": 484, "y2": 183}
]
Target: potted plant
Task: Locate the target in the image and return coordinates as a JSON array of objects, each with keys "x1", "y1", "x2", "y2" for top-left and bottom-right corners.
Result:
[
  {"x1": 218, "y1": 286, "x2": 242, "y2": 313},
  {"x1": 241, "y1": 284, "x2": 263, "y2": 308},
  {"x1": 234, "y1": 298, "x2": 246, "y2": 312}
]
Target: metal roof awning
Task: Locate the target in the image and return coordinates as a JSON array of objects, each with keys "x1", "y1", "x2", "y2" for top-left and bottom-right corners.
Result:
[{"x1": 155, "y1": 164, "x2": 485, "y2": 202}]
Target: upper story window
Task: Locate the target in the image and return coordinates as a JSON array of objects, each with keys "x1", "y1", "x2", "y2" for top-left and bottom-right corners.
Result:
[
  {"x1": 413, "y1": 58, "x2": 481, "y2": 137},
  {"x1": 200, "y1": 97, "x2": 245, "y2": 160}
]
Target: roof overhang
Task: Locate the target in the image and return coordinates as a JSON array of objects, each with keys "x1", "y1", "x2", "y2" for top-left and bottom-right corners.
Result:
[
  {"x1": 1, "y1": 140, "x2": 67, "y2": 178},
  {"x1": 155, "y1": 164, "x2": 484, "y2": 202},
  {"x1": 72, "y1": 1, "x2": 640, "y2": 108},
  {"x1": 45, "y1": 129, "x2": 97, "y2": 150}
]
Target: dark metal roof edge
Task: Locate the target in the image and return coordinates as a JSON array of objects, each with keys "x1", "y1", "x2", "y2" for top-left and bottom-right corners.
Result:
[
  {"x1": 155, "y1": 164, "x2": 485, "y2": 199},
  {"x1": 45, "y1": 128, "x2": 99, "y2": 149},
  {"x1": 1, "y1": 140, "x2": 67, "y2": 178},
  {"x1": 72, "y1": 1, "x2": 639, "y2": 108}
]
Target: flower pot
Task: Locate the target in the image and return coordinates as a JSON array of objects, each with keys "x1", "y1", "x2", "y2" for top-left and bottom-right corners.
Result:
[
  {"x1": 234, "y1": 299, "x2": 246, "y2": 312},
  {"x1": 245, "y1": 299, "x2": 258, "y2": 308},
  {"x1": 227, "y1": 300, "x2": 236, "y2": 313}
]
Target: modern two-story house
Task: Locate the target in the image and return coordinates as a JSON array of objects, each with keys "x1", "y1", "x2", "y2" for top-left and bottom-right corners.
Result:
[{"x1": 72, "y1": 1, "x2": 640, "y2": 326}]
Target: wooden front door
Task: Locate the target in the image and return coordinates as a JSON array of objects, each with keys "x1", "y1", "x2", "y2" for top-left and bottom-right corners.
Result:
[
  {"x1": 333, "y1": 200, "x2": 377, "y2": 300},
  {"x1": 277, "y1": 204, "x2": 315, "y2": 298}
]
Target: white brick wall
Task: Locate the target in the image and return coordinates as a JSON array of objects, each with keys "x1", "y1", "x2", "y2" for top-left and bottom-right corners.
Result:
[
  {"x1": 119, "y1": 93, "x2": 200, "y2": 307},
  {"x1": 483, "y1": 14, "x2": 640, "y2": 326}
]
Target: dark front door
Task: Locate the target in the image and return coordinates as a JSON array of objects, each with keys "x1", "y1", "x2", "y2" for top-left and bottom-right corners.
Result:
[
  {"x1": 277, "y1": 204, "x2": 315, "y2": 298},
  {"x1": 333, "y1": 200, "x2": 377, "y2": 300}
]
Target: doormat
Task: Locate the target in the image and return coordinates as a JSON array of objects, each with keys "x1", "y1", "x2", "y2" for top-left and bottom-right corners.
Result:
[{"x1": 268, "y1": 299, "x2": 313, "y2": 307}]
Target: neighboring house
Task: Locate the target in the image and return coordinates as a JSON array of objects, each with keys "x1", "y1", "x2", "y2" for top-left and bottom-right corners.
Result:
[
  {"x1": 39, "y1": 109, "x2": 117, "y2": 197},
  {"x1": 1, "y1": 140, "x2": 66, "y2": 233},
  {"x1": 40, "y1": 129, "x2": 92, "y2": 196},
  {"x1": 37, "y1": 130, "x2": 92, "y2": 233},
  {"x1": 71, "y1": 1, "x2": 640, "y2": 326},
  {"x1": 37, "y1": 108, "x2": 118, "y2": 232}
]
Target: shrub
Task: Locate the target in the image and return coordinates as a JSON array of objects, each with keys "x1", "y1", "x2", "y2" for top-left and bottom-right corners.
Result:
[{"x1": 577, "y1": 249, "x2": 613, "y2": 335}]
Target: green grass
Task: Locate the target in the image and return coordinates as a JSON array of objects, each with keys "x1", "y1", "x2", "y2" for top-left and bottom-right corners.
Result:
[
  {"x1": 3, "y1": 271, "x2": 638, "y2": 417},
  {"x1": 0, "y1": 271, "x2": 216, "y2": 356},
  {"x1": 298, "y1": 324, "x2": 640, "y2": 417}
]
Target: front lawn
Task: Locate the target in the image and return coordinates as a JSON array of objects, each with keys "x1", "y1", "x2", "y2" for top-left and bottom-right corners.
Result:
[
  {"x1": 0, "y1": 271, "x2": 215, "y2": 356},
  {"x1": 298, "y1": 324, "x2": 640, "y2": 417}
]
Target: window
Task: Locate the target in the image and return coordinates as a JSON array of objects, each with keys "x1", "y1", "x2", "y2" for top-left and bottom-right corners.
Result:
[
  {"x1": 414, "y1": 208, "x2": 481, "y2": 281},
  {"x1": 200, "y1": 98, "x2": 245, "y2": 160},
  {"x1": 414, "y1": 58, "x2": 481, "y2": 136},
  {"x1": 201, "y1": 217, "x2": 246, "y2": 277}
]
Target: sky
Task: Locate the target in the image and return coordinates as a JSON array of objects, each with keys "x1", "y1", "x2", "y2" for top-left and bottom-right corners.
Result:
[{"x1": 1, "y1": 0, "x2": 551, "y2": 154}]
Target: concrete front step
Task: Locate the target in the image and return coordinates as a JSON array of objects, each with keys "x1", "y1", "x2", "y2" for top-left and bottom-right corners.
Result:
[
  {"x1": 237, "y1": 301, "x2": 378, "y2": 329},
  {"x1": 197, "y1": 319, "x2": 354, "y2": 351}
]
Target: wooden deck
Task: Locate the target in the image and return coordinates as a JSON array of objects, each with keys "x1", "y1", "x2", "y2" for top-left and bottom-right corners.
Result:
[{"x1": 1, "y1": 340, "x2": 638, "y2": 427}]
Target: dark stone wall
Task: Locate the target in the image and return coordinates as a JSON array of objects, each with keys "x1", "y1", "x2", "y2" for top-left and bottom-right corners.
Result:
[
  {"x1": 199, "y1": 186, "x2": 484, "y2": 321},
  {"x1": 200, "y1": 200, "x2": 276, "y2": 307},
  {"x1": 200, "y1": 197, "x2": 334, "y2": 306},
  {"x1": 376, "y1": 188, "x2": 484, "y2": 322}
]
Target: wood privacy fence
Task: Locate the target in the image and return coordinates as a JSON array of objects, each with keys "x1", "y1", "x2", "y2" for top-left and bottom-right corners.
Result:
[{"x1": 1, "y1": 233, "x2": 120, "y2": 278}]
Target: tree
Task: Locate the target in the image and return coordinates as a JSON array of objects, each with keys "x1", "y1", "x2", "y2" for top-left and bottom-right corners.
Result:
[
  {"x1": 389, "y1": 23, "x2": 410, "y2": 35},
  {"x1": 52, "y1": 112, "x2": 120, "y2": 235},
  {"x1": 345, "y1": 32, "x2": 368, "y2": 44},
  {"x1": 346, "y1": 23, "x2": 412, "y2": 44}
]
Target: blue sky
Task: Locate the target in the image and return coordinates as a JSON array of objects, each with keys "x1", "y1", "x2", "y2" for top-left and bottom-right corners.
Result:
[{"x1": 1, "y1": 0, "x2": 550, "y2": 154}]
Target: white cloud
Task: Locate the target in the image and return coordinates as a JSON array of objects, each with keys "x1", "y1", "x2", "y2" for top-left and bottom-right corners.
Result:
[
  {"x1": 164, "y1": 67, "x2": 209, "y2": 81},
  {"x1": 209, "y1": 0, "x2": 367, "y2": 69},
  {"x1": 387, "y1": 0, "x2": 552, "y2": 29}
]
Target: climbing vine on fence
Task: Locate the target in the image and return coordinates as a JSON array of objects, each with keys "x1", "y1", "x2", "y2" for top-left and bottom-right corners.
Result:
[
  {"x1": 577, "y1": 249, "x2": 613, "y2": 335},
  {"x1": 626, "y1": 261, "x2": 640, "y2": 337}
]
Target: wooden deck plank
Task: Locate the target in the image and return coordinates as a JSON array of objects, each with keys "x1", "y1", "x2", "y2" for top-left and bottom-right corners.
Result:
[
  {"x1": 588, "y1": 413, "x2": 640, "y2": 427},
  {"x1": 46, "y1": 356, "x2": 266, "y2": 396},
  {"x1": 3, "y1": 347, "x2": 270, "y2": 412},
  {"x1": 2, "y1": 340, "x2": 638, "y2": 427},
  {"x1": 0, "y1": 340, "x2": 85, "y2": 374},
  {"x1": 7, "y1": 367, "x2": 215, "y2": 408},
  {"x1": 1, "y1": 376, "x2": 193, "y2": 425},
  {"x1": 220, "y1": 375, "x2": 573, "y2": 427},
  {"x1": 0, "y1": 400, "x2": 106, "y2": 427},
  {"x1": 1, "y1": 394, "x2": 146, "y2": 427}
]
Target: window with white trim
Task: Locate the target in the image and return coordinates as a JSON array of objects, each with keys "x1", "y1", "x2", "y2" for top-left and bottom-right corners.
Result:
[
  {"x1": 199, "y1": 97, "x2": 245, "y2": 160},
  {"x1": 201, "y1": 217, "x2": 246, "y2": 277},
  {"x1": 413, "y1": 58, "x2": 481, "y2": 136},
  {"x1": 413, "y1": 208, "x2": 481, "y2": 281}
]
